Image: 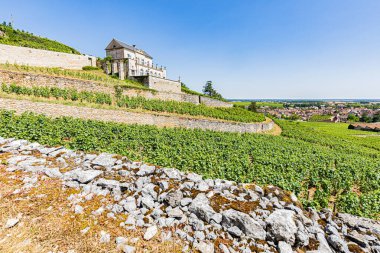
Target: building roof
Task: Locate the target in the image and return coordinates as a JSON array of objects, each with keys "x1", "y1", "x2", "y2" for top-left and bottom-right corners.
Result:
[{"x1": 105, "y1": 39, "x2": 153, "y2": 59}]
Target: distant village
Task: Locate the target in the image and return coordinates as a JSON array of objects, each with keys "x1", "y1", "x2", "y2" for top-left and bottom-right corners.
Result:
[{"x1": 257, "y1": 101, "x2": 380, "y2": 123}]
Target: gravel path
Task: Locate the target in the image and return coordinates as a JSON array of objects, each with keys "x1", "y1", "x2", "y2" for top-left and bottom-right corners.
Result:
[{"x1": 0, "y1": 98, "x2": 274, "y2": 133}]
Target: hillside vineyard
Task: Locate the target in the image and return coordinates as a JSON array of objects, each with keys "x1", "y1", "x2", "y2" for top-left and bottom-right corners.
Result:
[
  {"x1": 0, "y1": 111, "x2": 378, "y2": 219},
  {"x1": 1, "y1": 137, "x2": 379, "y2": 253}
]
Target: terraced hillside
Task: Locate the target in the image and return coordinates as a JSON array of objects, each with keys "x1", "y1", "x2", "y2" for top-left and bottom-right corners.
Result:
[
  {"x1": 0, "y1": 24, "x2": 80, "y2": 54},
  {"x1": 0, "y1": 110, "x2": 378, "y2": 219},
  {"x1": 0, "y1": 63, "x2": 147, "y2": 90}
]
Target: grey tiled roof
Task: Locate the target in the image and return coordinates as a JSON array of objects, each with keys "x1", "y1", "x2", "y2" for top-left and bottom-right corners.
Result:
[{"x1": 106, "y1": 39, "x2": 153, "y2": 59}]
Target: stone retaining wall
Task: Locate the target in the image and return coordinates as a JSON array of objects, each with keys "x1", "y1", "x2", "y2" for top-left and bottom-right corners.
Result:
[
  {"x1": 0, "y1": 70, "x2": 232, "y2": 107},
  {"x1": 0, "y1": 44, "x2": 96, "y2": 70},
  {"x1": 131, "y1": 75, "x2": 181, "y2": 93},
  {"x1": 0, "y1": 98, "x2": 273, "y2": 133}
]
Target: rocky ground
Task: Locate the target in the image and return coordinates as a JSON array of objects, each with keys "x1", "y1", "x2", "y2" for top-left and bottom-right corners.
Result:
[{"x1": 0, "y1": 137, "x2": 379, "y2": 253}]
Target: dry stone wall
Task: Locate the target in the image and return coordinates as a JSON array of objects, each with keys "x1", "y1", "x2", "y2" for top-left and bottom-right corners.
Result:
[
  {"x1": 0, "y1": 98, "x2": 273, "y2": 133},
  {"x1": 0, "y1": 44, "x2": 96, "y2": 70},
  {"x1": 0, "y1": 70, "x2": 232, "y2": 107}
]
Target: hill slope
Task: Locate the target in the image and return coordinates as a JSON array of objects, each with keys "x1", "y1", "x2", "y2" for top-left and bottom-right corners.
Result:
[
  {"x1": 0, "y1": 24, "x2": 80, "y2": 54},
  {"x1": 0, "y1": 110, "x2": 378, "y2": 219},
  {"x1": 1, "y1": 138, "x2": 379, "y2": 252}
]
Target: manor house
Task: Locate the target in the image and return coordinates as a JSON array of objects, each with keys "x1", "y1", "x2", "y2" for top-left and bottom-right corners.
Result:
[{"x1": 105, "y1": 39, "x2": 180, "y2": 93}]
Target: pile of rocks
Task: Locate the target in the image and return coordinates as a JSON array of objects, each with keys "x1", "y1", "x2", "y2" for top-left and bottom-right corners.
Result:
[{"x1": 1, "y1": 137, "x2": 379, "y2": 253}]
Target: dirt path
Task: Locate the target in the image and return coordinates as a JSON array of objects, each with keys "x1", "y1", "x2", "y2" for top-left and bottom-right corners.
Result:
[
  {"x1": 265, "y1": 121, "x2": 282, "y2": 136},
  {"x1": 0, "y1": 98, "x2": 275, "y2": 134}
]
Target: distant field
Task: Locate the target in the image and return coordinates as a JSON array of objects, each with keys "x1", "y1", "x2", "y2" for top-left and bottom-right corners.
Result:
[
  {"x1": 0, "y1": 112, "x2": 378, "y2": 219},
  {"x1": 232, "y1": 101, "x2": 284, "y2": 108}
]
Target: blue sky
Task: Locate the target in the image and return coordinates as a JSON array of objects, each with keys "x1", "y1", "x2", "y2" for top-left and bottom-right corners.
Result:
[{"x1": 1, "y1": 0, "x2": 380, "y2": 99}]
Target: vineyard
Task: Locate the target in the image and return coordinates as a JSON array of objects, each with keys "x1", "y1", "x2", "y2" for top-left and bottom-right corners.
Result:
[
  {"x1": 0, "y1": 110, "x2": 378, "y2": 219},
  {"x1": 0, "y1": 63, "x2": 147, "y2": 90},
  {"x1": 1, "y1": 83, "x2": 265, "y2": 123},
  {"x1": 0, "y1": 24, "x2": 80, "y2": 54}
]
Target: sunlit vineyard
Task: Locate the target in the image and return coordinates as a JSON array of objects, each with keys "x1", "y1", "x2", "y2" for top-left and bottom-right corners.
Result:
[
  {"x1": 0, "y1": 110, "x2": 378, "y2": 218},
  {"x1": 1, "y1": 83, "x2": 265, "y2": 123},
  {"x1": 0, "y1": 24, "x2": 80, "y2": 54},
  {"x1": 0, "y1": 63, "x2": 146, "y2": 89},
  {"x1": 116, "y1": 94, "x2": 265, "y2": 122}
]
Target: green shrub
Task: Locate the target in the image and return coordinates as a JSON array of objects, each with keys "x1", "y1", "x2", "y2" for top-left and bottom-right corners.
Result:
[{"x1": 82, "y1": 66, "x2": 100, "y2": 71}]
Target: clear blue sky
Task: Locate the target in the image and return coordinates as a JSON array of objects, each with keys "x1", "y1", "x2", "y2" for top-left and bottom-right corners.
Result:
[{"x1": 1, "y1": 0, "x2": 380, "y2": 99}]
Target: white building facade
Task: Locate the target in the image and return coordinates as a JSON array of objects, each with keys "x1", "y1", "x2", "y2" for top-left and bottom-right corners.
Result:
[{"x1": 105, "y1": 39, "x2": 167, "y2": 79}]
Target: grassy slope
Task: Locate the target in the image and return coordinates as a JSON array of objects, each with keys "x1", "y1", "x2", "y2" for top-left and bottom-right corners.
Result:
[
  {"x1": 0, "y1": 24, "x2": 80, "y2": 54},
  {"x1": 0, "y1": 111, "x2": 378, "y2": 218}
]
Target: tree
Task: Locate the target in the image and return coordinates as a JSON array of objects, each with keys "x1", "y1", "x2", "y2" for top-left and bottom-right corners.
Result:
[
  {"x1": 360, "y1": 113, "x2": 371, "y2": 123},
  {"x1": 347, "y1": 114, "x2": 359, "y2": 122},
  {"x1": 181, "y1": 82, "x2": 189, "y2": 89},
  {"x1": 247, "y1": 102, "x2": 258, "y2": 112},
  {"x1": 202, "y1": 81, "x2": 223, "y2": 100},
  {"x1": 372, "y1": 112, "x2": 380, "y2": 123}
]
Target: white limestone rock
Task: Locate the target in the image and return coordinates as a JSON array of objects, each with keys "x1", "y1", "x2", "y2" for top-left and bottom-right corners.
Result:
[
  {"x1": 143, "y1": 225, "x2": 158, "y2": 240},
  {"x1": 266, "y1": 209, "x2": 298, "y2": 245},
  {"x1": 4, "y1": 218, "x2": 20, "y2": 228}
]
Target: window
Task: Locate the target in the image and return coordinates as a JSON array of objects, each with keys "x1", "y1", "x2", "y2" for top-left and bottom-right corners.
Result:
[
  {"x1": 140, "y1": 69, "x2": 143, "y2": 75},
  {"x1": 142, "y1": 59, "x2": 145, "y2": 65},
  {"x1": 145, "y1": 69, "x2": 149, "y2": 75}
]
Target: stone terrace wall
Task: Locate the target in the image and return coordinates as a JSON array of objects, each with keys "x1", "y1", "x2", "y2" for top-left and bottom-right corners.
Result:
[
  {"x1": 0, "y1": 69, "x2": 113, "y2": 94},
  {"x1": 132, "y1": 75, "x2": 181, "y2": 93},
  {"x1": 0, "y1": 44, "x2": 96, "y2": 70},
  {"x1": 0, "y1": 70, "x2": 232, "y2": 107},
  {"x1": 0, "y1": 98, "x2": 273, "y2": 133},
  {"x1": 200, "y1": 96, "x2": 232, "y2": 108}
]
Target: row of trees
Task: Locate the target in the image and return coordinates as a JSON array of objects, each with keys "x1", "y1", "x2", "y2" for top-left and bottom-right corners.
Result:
[
  {"x1": 1, "y1": 21, "x2": 12, "y2": 27},
  {"x1": 347, "y1": 112, "x2": 380, "y2": 123}
]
